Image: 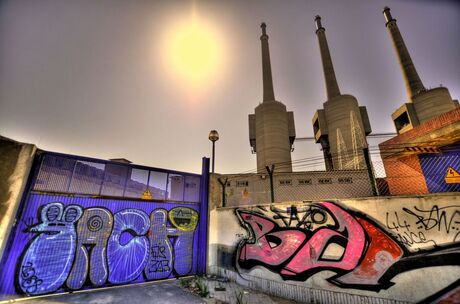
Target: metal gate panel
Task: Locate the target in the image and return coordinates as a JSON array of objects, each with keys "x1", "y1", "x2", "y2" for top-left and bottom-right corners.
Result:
[{"x1": 0, "y1": 152, "x2": 209, "y2": 300}]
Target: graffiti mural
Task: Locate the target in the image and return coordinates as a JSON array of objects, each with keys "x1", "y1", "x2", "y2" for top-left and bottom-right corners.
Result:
[
  {"x1": 236, "y1": 201, "x2": 460, "y2": 292},
  {"x1": 14, "y1": 201, "x2": 199, "y2": 296}
]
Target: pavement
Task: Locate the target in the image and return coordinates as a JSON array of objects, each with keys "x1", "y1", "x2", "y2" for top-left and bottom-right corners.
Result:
[
  {"x1": 1, "y1": 277, "x2": 297, "y2": 304},
  {"x1": 204, "y1": 277, "x2": 296, "y2": 304}
]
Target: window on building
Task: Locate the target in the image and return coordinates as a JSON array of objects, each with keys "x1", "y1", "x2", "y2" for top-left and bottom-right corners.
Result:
[
  {"x1": 318, "y1": 178, "x2": 332, "y2": 184},
  {"x1": 298, "y1": 179, "x2": 312, "y2": 185},
  {"x1": 338, "y1": 177, "x2": 353, "y2": 184},
  {"x1": 236, "y1": 181, "x2": 249, "y2": 187},
  {"x1": 279, "y1": 179, "x2": 292, "y2": 186}
]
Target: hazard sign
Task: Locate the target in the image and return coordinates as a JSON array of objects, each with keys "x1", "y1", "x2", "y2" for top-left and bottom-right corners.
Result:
[{"x1": 445, "y1": 167, "x2": 460, "y2": 184}]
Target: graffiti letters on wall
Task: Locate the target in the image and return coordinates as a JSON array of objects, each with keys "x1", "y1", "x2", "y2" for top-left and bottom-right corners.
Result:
[
  {"x1": 17, "y1": 202, "x2": 198, "y2": 295},
  {"x1": 385, "y1": 205, "x2": 460, "y2": 249},
  {"x1": 236, "y1": 201, "x2": 460, "y2": 292}
]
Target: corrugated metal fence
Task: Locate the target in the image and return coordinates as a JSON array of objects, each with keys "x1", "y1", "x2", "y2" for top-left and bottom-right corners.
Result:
[{"x1": 0, "y1": 151, "x2": 209, "y2": 301}]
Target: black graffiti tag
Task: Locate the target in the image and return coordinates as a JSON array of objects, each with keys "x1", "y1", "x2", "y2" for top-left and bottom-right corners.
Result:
[
  {"x1": 385, "y1": 212, "x2": 437, "y2": 247},
  {"x1": 403, "y1": 206, "x2": 460, "y2": 236}
]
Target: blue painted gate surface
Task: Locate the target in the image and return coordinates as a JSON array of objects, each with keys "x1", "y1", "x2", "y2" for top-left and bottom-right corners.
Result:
[
  {"x1": 419, "y1": 143, "x2": 460, "y2": 192},
  {"x1": 0, "y1": 152, "x2": 209, "y2": 300}
]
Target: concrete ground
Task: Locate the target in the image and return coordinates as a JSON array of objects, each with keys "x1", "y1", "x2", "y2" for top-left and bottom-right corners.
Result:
[
  {"x1": 1, "y1": 278, "x2": 297, "y2": 304},
  {"x1": 205, "y1": 278, "x2": 297, "y2": 304}
]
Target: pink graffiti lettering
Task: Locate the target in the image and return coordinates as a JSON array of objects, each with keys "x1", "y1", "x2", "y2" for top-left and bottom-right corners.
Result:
[
  {"x1": 235, "y1": 201, "x2": 449, "y2": 291},
  {"x1": 281, "y1": 202, "x2": 366, "y2": 276},
  {"x1": 238, "y1": 212, "x2": 306, "y2": 265}
]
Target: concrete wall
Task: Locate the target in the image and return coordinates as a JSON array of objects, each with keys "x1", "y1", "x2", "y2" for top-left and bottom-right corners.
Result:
[
  {"x1": 207, "y1": 194, "x2": 460, "y2": 303},
  {"x1": 0, "y1": 137, "x2": 36, "y2": 261},
  {"x1": 209, "y1": 170, "x2": 373, "y2": 209}
]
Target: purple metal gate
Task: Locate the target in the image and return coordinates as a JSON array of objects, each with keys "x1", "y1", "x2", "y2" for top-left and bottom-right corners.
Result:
[{"x1": 0, "y1": 151, "x2": 209, "y2": 300}]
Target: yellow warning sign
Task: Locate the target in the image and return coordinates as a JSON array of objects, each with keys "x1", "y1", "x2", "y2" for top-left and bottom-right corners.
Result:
[
  {"x1": 141, "y1": 189, "x2": 153, "y2": 200},
  {"x1": 445, "y1": 167, "x2": 460, "y2": 184},
  {"x1": 242, "y1": 188, "x2": 250, "y2": 199}
]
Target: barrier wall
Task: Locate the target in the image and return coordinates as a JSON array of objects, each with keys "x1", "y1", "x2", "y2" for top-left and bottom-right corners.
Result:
[
  {"x1": 208, "y1": 194, "x2": 460, "y2": 303},
  {"x1": 0, "y1": 137, "x2": 36, "y2": 261}
]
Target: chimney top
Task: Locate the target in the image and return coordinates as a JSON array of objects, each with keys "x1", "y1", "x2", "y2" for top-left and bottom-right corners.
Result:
[
  {"x1": 261, "y1": 22, "x2": 267, "y2": 36},
  {"x1": 383, "y1": 7, "x2": 395, "y2": 24},
  {"x1": 315, "y1": 15, "x2": 324, "y2": 31}
]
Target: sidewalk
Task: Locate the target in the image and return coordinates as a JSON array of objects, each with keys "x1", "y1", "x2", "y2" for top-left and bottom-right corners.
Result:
[
  {"x1": 1, "y1": 280, "x2": 205, "y2": 304},
  {"x1": 204, "y1": 277, "x2": 297, "y2": 304},
  {"x1": 0, "y1": 277, "x2": 297, "y2": 304}
]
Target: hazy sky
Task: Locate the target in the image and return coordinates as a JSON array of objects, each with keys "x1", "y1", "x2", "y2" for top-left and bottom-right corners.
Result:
[{"x1": 1, "y1": 0, "x2": 459, "y2": 174}]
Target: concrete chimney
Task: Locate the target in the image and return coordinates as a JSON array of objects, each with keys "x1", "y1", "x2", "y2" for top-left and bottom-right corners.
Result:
[
  {"x1": 383, "y1": 7, "x2": 458, "y2": 134},
  {"x1": 315, "y1": 15, "x2": 341, "y2": 101},
  {"x1": 260, "y1": 23, "x2": 275, "y2": 102},
  {"x1": 383, "y1": 7, "x2": 425, "y2": 99},
  {"x1": 312, "y1": 15, "x2": 372, "y2": 171},
  {"x1": 249, "y1": 23, "x2": 296, "y2": 173}
]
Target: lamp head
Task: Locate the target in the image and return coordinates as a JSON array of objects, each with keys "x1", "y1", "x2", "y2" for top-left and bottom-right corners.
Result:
[{"x1": 208, "y1": 130, "x2": 219, "y2": 142}]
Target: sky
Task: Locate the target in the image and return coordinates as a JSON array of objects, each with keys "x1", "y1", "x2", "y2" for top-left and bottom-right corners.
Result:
[{"x1": 1, "y1": 0, "x2": 459, "y2": 174}]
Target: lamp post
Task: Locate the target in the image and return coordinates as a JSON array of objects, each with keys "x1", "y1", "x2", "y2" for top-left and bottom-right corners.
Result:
[{"x1": 208, "y1": 130, "x2": 219, "y2": 173}]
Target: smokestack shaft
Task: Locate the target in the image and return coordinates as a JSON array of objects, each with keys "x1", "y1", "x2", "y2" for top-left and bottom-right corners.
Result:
[
  {"x1": 260, "y1": 23, "x2": 275, "y2": 102},
  {"x1": 315, "y1": 16, "x2": 341, "y2": 100},
  {"x1": 383, "y1": 7, "x2": 425, "y2": 98}
]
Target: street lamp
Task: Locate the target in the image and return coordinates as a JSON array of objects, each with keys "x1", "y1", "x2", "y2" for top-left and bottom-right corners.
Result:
[{"x1": 208, "y1": 130, "x2": 219, "y2": 173}]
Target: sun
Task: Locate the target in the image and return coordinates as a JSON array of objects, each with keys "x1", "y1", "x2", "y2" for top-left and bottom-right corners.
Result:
[{"x1": 163, "y1": 17, "x2": 223, "y2": 88}]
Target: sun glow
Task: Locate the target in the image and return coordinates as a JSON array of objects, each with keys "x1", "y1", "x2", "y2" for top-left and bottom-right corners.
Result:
[{"x1": 163, "y1": 16, "x2": 224, "y2": 88}]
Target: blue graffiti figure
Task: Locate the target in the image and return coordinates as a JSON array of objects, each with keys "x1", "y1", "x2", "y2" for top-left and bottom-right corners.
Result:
[
  {"x1": 66, "y1": 208, "x2": 113, "y2": 289},
  {"x1": 144, "y1": 209, "x2": 173, "y2": 280},
  {"x1": 18, "y1": 202, "x2": 83, "y2": 295},
  {"x1": 107, "y1": 209, "x2": 149, "y2": 284}
]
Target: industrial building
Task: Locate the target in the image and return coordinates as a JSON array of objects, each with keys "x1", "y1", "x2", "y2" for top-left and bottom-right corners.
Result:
[
  {"x1": 248, "y1": 23, "x2": 296, "y2": 173},
  {"x1": 379, "y1": 7, "x2": 460, "y2": 195},
  {"x1": 382, "y1": 7, "x2": 458, "y2": 135},
  {"x1": 311, "y1": 16, "x2": 372, "y2": 171}
]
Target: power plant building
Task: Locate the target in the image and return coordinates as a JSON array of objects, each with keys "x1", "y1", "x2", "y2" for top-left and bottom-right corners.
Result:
[
  {"x1": 379, "y1": 7, "x2": 460, "y2": 195},
  {"x1": 383, "y1": 7, "x2": 459, "y2": 134},
  {"x1": 311, "y1": 16, "x2": 372, "y2": 171},
  {"x1": 249, "y1": 23, "x2": 296, "y2": 173}
]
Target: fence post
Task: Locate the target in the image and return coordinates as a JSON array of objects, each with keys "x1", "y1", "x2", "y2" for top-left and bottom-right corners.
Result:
[
  {"x1": 198, "y1": 157, "x2": 210, "y2": 275},
  {"x1": 266, "y1": 165, "x2": 275, "y2": 203},
  {"x1": 363, "y1": 148, "x2": 378, "y2": 196},
  {"x1": 217, "y1": 177, "x2": 228, "y2": 207}
]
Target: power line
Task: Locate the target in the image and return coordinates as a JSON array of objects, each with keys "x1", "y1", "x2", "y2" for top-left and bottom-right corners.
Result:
[
  {"x1": 230, "y1": 144, "x2": 459, "y2": 175},
  {"x1": 295, "y1": 132, "x2": 397, "y2": 142}
]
